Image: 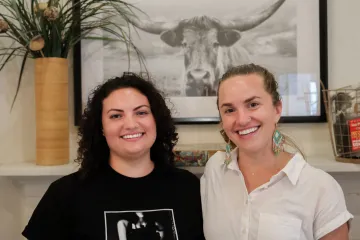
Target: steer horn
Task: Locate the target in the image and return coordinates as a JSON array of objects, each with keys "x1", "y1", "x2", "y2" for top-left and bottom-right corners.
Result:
[
  {"x1": 128, "y1": 15, "x2": 180, "y2": 34},
  {"x1": 218, "y1": 0, "x2": 286, "y2": 31}
]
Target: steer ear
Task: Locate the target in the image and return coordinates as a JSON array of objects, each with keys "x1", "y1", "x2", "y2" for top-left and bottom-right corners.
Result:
[
  {"x1": 160, "y1": 30, "x2": 182, "y2": 47},
  {"x1": 218, "y1": 30, "x2": 241, "y2": 47}
]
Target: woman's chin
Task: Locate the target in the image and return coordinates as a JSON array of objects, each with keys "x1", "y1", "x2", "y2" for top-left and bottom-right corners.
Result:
[{"x1": 236, "y1": 143, "x2": 267, "y2": 155}]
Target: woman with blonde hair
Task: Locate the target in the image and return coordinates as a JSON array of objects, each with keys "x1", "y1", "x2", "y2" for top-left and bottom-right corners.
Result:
[{"x1": 201, "y1": 64, "x2": 353, "y2": 240}]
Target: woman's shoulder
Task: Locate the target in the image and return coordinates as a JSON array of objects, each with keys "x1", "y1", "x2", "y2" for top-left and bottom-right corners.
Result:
[
  {"x1": 297, "y1": 155, "x2": 343, "y2": 192},
  {"x1": 165, "y1": 166, "x2": 200, "y2": 183},
  {"x1": 45, "y1": 171, "x2": 83, "y2": 196},
  {"x1": 203, "y1": 150, "x2": 226, "y2": 173}
]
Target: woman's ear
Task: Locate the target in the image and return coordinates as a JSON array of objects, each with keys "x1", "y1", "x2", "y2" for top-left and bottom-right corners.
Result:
[
  {"x1": 219, "y1": 121, "x2": 223, "y2": 129},
  {"x1": 274, "y1": 100, "x2": 282, "y2": 122}
]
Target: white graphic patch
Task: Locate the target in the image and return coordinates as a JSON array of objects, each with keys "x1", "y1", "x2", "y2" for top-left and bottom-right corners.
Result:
[{"x1": 105, "y1": 209, "x2": 179, "y2": 240}]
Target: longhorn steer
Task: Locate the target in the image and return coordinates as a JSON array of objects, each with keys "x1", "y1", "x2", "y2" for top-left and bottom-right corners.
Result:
[{"x1": 130, "y1": 0, "x2": 286, "y2": 96}]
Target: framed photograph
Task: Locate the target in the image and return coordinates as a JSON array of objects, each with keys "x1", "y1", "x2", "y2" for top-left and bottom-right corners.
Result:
[{"x1": 73, "y1": 0, "x2": 328, "y2": 125}]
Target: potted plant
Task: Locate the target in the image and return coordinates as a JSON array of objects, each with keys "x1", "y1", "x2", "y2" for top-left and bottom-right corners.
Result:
[{"x1": 0, "y1": 0, "x2": 145, "y2": 166}]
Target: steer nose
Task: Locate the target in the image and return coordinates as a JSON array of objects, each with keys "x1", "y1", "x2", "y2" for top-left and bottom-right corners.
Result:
[{"x1": 187, "y1": 69, "x2": 210, "y2": 83}]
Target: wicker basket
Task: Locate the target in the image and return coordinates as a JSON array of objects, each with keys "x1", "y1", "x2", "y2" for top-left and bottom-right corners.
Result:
[{"x1": 321, "y1": 82, "x2": 360, "y2": 164}]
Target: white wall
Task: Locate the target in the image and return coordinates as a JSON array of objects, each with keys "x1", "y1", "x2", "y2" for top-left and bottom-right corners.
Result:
[
  {"x1": 1, "y1": 0, "x2": 360, "y2": 239},
  {"x1": 0, "y1": 177, "x2": 22, "y2": 240}
]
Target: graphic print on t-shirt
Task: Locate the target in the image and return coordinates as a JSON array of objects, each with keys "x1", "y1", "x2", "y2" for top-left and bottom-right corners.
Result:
[{"x1": 105, "y1": 209, "x2": 179, "y2": 240}]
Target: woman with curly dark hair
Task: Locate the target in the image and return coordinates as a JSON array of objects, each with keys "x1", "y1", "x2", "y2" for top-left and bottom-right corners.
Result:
[
  {"x1": 76, "y1": 72, "x2": 179, "y2": 178},
  {"x1": 22, "y1": 72, "x2": 205, "y2": 240}
]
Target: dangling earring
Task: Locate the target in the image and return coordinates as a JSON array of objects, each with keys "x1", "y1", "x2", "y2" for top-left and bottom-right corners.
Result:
[
  {"x1": 224, "y1": 139, "x2": 232, "y2": 166},
  {"x1": 220, "y1": 129, "x2": 232, "y2": 165},
  {"x1": 272, "y1": 124, "x2": 284, "y2": 155}
]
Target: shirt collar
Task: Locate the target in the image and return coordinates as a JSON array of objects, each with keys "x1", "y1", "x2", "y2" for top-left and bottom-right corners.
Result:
[
  {"x1": 280, "y1": 153, "x2": 306, "y2": 185},
  {"x1": 222, "y1": 148, "x2": 306, "y2": 186}
]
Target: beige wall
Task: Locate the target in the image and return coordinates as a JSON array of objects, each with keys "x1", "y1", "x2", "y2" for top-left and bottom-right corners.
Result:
[{"x1": 1, "y1": 0, "x2": 360, "y2": 239}]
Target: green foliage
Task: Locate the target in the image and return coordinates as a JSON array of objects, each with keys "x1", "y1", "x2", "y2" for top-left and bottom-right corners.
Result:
[{"x1": 0, "y1": 0, "x2": 146, "y2": 108}]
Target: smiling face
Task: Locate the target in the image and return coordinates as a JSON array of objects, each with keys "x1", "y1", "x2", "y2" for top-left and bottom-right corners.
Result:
[
  {"x1": 218, "y1": 73, "x2": 282, "y2": 154},
  {"x1": 102, "y1": 88, "x2": 157, "y2": 160}
]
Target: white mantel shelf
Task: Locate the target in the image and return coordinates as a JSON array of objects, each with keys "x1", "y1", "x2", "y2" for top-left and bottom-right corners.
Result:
[
  {"x1": 0, "y1": 161, "x2": 79, "y2": 177},
  {"x1": 0, "y1": 156, "x2": 360, "y2": 177},
  {"x1": 0, "y1": 162, "x2": 206, "y2": 177}
]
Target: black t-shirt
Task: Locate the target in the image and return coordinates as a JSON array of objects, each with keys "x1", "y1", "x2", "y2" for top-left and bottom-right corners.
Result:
[{"x1": 22, "y1": 164, "x2": 205, "y2": 240}]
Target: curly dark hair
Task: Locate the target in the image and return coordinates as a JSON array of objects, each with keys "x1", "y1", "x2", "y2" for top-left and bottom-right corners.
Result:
[{"x1": 75, "y1": 72, "x2": 179, "y2": 178}]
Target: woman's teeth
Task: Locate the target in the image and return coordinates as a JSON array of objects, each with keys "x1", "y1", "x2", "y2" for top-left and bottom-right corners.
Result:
[
  {"x1": 238, "y1": 127, "x2": 259, "y2": 135},
  {"x1": 122, "y1": 133, "x2": 143, "y2": 139}
]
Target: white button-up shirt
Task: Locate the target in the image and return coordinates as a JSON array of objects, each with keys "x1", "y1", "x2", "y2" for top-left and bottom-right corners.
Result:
[{"x1": 200, "y1": 149, "x2": 353, "y2": 240}]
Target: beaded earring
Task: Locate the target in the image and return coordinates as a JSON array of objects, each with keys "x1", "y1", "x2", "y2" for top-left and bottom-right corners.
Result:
[
  {"x1": 272, "y1": 125, "x2": 284, "y2": 155},
  {"x1": 224, "y1": 139, "x2": 232, "y2": 166},
  {"x1": 220, "y1": 129, "x2": 232, "y2": 165}
]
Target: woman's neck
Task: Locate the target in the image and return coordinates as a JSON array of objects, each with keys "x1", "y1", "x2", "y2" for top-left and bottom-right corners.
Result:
[
  {"x1": 237, "y1": 147, "x2": 292, "y2": 172},
  {"x1": 109, "y1": 152, "x2": 154, "y2": 178},
  {"x1": 238, "y1": 148, "x2": 276, "y2": 167}
]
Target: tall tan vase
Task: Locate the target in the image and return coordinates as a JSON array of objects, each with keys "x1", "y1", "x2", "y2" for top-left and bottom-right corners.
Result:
[{"x1": 34, "y1": 58, "x2": 69, "y2": 165}]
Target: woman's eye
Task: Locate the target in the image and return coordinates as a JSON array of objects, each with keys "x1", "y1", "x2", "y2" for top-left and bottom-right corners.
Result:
[
  {"x1": 224, "y1": 108, "x2": 234, "y2": 114},
  {"x1": 249, "y1": 102, "x2": 259, "y2": 108},
  {"x1": 137, "y1": 111, "x2": 149, "y2": 116},
  {"x1": 110, "y1": 114, "x2": 121, "y2": 119}
]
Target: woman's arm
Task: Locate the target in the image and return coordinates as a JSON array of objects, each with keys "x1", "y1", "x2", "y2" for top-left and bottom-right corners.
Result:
[
  {"x1": 313, "y1": 173, "x2": 353, "y2": 240},
  {"x1": 320, "y1": 223, "x2": 349, "y2": 240}
]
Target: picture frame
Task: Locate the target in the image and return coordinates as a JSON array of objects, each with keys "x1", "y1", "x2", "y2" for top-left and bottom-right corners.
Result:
[{"x1": 73, "y1": 0, "x2": 328, "y2": 125}]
